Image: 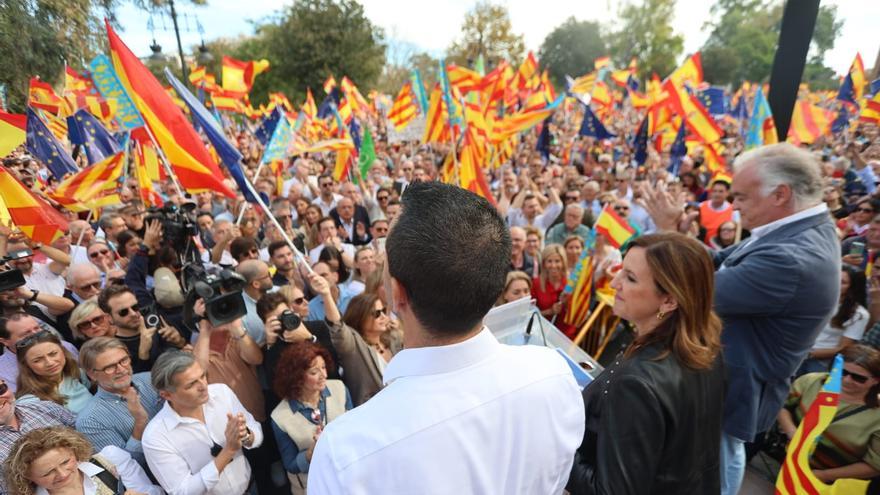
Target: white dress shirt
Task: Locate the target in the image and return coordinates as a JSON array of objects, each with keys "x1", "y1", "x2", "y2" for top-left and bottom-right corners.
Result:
[
  {"x1": 308, "y1": 327, "x2": 585, "y2": 495},
  {"x1": 507, "y1": 202, "x2": 563, "y2": 232},
  {"x1": 143, "y1": 383, "x2": 263, "y2": 495},
  {"x1": 36, "y1": 445, "x2": 164, "y2": 495}
]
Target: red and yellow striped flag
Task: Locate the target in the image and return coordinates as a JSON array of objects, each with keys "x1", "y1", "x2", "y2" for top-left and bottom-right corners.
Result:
[
  {"x1": 324, "y1": 75, "x2": 337, "y2": 95},
  {"x1": 50, "y1": 152, "x2": 123, "y2": 201},
  {"x1": 594, "y1": 56, "x2": 611, "y2": 70},
  {"x1": 663, "y1": 79, "x2": 723, "y2": 144},
  {"x1": 388, "y1": 82, "x2": 418, "y2": 131},
  {"x1": 447, "y1": 64, "x2": 483, "y2": 94},
  {"x1": 775, "y1": 355, "x2": 870, "y2": 495},
  {"x1": 133, "y1": 142, "x2": 163, "y2": 207},
  {"x1": 458, "y1": 127, "x2": 495, "y2": 206},
  {"x1": 514, "y1": 51, "x2": 539, "y2": 90},
  {"x1": 788, "y1": 100, "x2": 832, "y2": 145},
  {"x1": 0, "y1": 166, "x2": 68, "y2": 244},
  {"x1": 221, "y1": 56, "x2": 269, "y2": 96},
  {"x1": 28, "y1": 78, "x2": 67, "y2": 115},
  {"x1": 340, "y1": 77, "x2": 371, "y2": 114},
  {"x1": 302, "y1": 88, "x2": 318, "y2": 119},
  {"x1": 668, "y1": 52, "x2": 703, "y2": 88},
  {"x1": 563, "y1": 252, "x2": 595, "y2": 329},
  {"x1": 594, "y1": 205, "x2": 636, "y2": 249},
  {"x1": 422, "y1": 84, "x2": 452, "y2": 143},
  {"x1": 0, "y1": 110, "x2": 26, "y2": 158}
]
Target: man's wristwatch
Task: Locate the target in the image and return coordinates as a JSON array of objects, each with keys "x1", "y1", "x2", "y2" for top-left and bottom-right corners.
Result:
[{"x1": 28, "y1": 290, "x2": 39, "y2": 302}]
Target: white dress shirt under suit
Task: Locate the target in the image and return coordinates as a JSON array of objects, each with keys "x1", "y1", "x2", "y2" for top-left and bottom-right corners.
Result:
[{"x1": 308, "y1": 327, "x2": 585, "y2": 495}]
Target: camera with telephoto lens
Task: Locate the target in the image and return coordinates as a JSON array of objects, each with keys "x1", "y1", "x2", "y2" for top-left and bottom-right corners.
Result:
[
  {"x1": 278, "y1": 310, "x2": 301, "y2": 332},
  {"x1": 0, "y1": 250, "x2": 29, "y2": 292},
  {"x1": 145, "y1": 203, "x2": 199, "y2": 249},
  {"x1": 182, "y1": 265, "x2": 248, "y2": 327}
]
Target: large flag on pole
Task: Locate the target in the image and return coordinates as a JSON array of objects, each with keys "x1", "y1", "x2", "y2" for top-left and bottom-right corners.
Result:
[
  {"x1": 48, "y1": 152, "x2": 123, "y2": 212},
  {"x1": 0, "y1": 110, "x2": 26, "y2": 157},
  {"x1": 165, "y1": 68, "x2": 259, "y2": 204},
  {"x1": 67, "y1": 108, "x2": 120, "y2": 165},
  {"x1": 105, "y1": 21, "x2": 234, "y2": 198}
]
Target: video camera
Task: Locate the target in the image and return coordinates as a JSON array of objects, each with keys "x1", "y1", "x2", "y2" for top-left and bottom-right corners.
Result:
[
  {"x1": 0, "y1": 250, "x2": 30, "y2": 292},
  {"x1": 182, "y1": 264, "x2": 248, "y2": 327},
  {"x1": 145, "y1": 203, "x2": 199, "y2": 251}
]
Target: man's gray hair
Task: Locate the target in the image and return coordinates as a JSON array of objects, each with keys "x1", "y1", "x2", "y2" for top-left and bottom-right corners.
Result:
[
  {"x1": 97, "y1": 213, "x2": 120, "y2": 231},
  {"x1": 151, "y1": 350, "x2": 196, "y2": 392},
  {"x1": 565, "y1": 203, "x2": 584, "y2": 215},
  {"x1": 66, "y1": 263, "x2": 100, "y2": 287},
  {"x1": 79, "y1": 336, "x2": 128, "y2": 371},
  {"x1": 733, "y1": 142, "x2": 823, "y2": 210}
]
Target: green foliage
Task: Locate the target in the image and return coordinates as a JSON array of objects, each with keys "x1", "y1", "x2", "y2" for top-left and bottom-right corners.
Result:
[
  {"x1": 240, "y1": 0, "x2": 386, "y2": 106},
  {"x1": 701, "y1": 0, "x2": 842, "y2": 86},
  {"x1": 608, "y1": 0, "x2": 683, "y2": 81},
  {"x1": 538, "y1": 17, "x2": 606, "y2": 87},
  {"x1": 446, "y1": 2, "x2": 525, "y2": 67}
]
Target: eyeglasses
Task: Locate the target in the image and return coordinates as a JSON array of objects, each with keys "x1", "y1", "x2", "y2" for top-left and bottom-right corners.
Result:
[
  {"x1": 614, "y1": 206, "x2": 630, "y2": 211},
  {"x1": 371, "y1": 307, "x2": 388, "y2": 318},
  {"x1": 276, "y1": 214, "x2": 292, "y2": 220},
  {"x1": 565, "y1": 196, "x2": 579, "y2": 202},
  {"x1": 93, "y1": 355, "x2": 132, "y2": 375},
  {"x1": 116, "y1": 303, "x2": 140, "y2": 317},
  {"x1": 377, "y1": 195, "x2": 389, "y2": 201},
  {"x1": 76, "y1": 314, "x2": 107, "y2": 331},
  {"x1": 89, "y1": 249, "x2": 111, "y2": 259},
  {"x1": 857, "y1": 208, "x2": 875, "y2": 214},
  {"x1": 842, "y1": 368, "x2": 870, "y2": 384},
  {"x1": 15, "y1": 329, "x2": 51, "y2": 350},
  {"x1": 320, "y1": 183, "x2": 334, "y2": 188},
  {"x1": 78, "y1": 281, "x2": 102, "y2": 291},
  {"x1": 292, "y1": 297, "x2": 307, "y2": 305}
]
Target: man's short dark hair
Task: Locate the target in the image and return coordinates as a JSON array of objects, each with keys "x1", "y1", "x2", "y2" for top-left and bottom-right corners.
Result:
[
  {"x1": 268, "y1": 240, "x2": 291, "y2": 258},
  {"x1": 256, "y1": 292, "x2": 287, "y2": 322},
  {"x1": 230, "y1": 237, "x2": 258, "y2": 261},
  {"x1": 97, "y1": 285, "x2": 135, "y2": 314},
  {"x1": 387, "y1": 182, "x2": 510, "y2": 336}
]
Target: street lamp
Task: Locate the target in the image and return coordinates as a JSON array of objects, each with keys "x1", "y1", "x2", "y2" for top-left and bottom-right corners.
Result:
[
  {"x1": 149, "y1": 41, "x2": 166, "y2": 64},
  {"x1": 197, "y1": 42, "x2": 213, "y2": 66}
]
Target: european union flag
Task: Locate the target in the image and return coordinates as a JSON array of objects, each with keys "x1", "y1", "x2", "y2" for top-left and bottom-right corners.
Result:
[
  {"x1": 632, "y1": 116, "x2": 649, "y2": 166},
  {"x1": 578, "y1": 104, "x2": 615, "y2": 140},
  {"x1": 164, "y1": 69, "x2": 259, "y2": 204},
  {"x1": 317, "y1": 88, "x2": 341, "y2": 119},
  {"x1": 536, "y1": 116, "x2": 552, "y2": 161},
  {"x1": 67, "y1": 109, "x2": 120, "y2": 165},
  {"x1": 698, "y1": 87, "x2": 727, "y2": 115},
  {"x1": 831, "y1": 105, "x2": 850, "y2": 134},
  {"x1": 668, "y1": 124, "x2": 687, "y2": 176},
  {"x1": 870, "y1": 78, "x2": 880, "y2": 98},
  {"x1": 350, "y1": 117, "x2": 362, "y2": 152},
  {"x1": 837, "y1": 73, "x2": 857, "y2": 106},
  {"x1": 626, "y1": 74, "x2": 639, "y2": 92},
  {"x1": 25, "y1": 108, "x2": 78, "y2": 179},
  {"x1": 255, "y1": 106, "x2": 282, "y2": 145}
]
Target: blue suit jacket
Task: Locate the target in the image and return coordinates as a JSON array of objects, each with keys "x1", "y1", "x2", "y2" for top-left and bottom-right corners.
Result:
[{"x1": 714, "y1": 211, "x2": 840, "y2": 441}]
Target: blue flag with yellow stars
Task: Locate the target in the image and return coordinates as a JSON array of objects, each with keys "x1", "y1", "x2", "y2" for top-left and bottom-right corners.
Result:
[
  {"x1": 698, "y1": 87, "x2": 727, "y2": 115},
  {"x1": 254, "y1": 106, "x2": 282, "y2": 146},
  {"x1": 632, "y1": 116, "x2": 649, "y2": 166},
  {"x1": 668, "y1": 123, "x2": 687, "y2": 176},
  {"x1": 67, "y1": 109, "x2": 120, "y2": 165},
  {"x1": 578, "y1": 104, "x2": 615, "y2": 140},
  {"x1": 26, "y1": 108, "x2": 78, "y2": 179}
]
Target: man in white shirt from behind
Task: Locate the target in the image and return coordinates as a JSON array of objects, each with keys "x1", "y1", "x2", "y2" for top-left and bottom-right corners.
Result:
[
  {"x1": 308, "y1": 182, "x2": 584, "y2": 495},
  {"x1": 143, "y1": 350, "x2": 262, "y2": 495}
]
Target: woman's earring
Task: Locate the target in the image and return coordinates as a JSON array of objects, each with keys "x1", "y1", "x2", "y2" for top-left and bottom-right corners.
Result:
[{"x1": 656, "y1": 311, "x2": 665, "y2": 320}]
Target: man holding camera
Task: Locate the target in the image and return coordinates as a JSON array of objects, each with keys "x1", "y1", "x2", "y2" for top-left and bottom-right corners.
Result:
[{"x1": 98, "y1": 285, "x2": 185, "y2": 372}]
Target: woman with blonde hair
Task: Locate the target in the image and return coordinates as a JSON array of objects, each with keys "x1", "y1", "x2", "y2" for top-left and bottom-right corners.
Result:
[
  {"x1": 5, "y1": 426, "x2": 161, "y2": 495},
  {"x1": 497, "y1": 271, "x2": 532, "y2": 306},
  {"x1": 67, "y1": 298, "x2": 115, "y2": 344},
  {"x1": 568, "y1": 233, "x2": 724, "y2": 494},
  {"x1": 531, "y1": 244, "x2": 575, "y2": 337},
  {"x1": 16, "y1": 332, "x2": 92, "y2": 414}
]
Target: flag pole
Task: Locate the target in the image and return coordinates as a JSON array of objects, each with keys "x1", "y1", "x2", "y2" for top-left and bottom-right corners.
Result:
[{"x1": 139, "y1": 124, "x2": 185, "y2": 198}]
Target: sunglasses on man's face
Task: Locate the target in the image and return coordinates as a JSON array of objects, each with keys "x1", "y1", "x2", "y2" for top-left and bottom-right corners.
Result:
[
  {"x1": 843, "y1": 368, "x2": 871, "y2": 384},
  {"x1": 78, "y1": 281, "x2": 101, "y2": 291},
  {"x1": 90, "y1": 249, "x2": 110, "y2": 259},
  {"x1": 116, "y1": 304, "x2": 140, "y2": 318}
]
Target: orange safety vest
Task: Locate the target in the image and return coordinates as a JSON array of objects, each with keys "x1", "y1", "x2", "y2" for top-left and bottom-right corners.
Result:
[{"x1": 700, "y1": 201, "x2": 734, "y2": 243}]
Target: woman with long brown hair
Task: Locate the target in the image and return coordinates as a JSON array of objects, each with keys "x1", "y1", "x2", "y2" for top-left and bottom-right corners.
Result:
[
  {"x1": 568, "y1": 232, "x2": 724, "y2": 494},
  {"x1": 531, "y1": 244, "x2": 575, "y2": 337},
  {"x1": 15, "y1": 331, "x2": 93, "y2": 414}
]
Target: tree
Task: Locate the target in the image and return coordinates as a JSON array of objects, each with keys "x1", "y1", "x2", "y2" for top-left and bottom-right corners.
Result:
[
  {"x1": 243, "y1": 0, "x2": 386, "y2": 105},
  {"x1": 446, "y1": 2, "x2": 525, "y2": 67},
  {"x1": 608, "y1": 0, "x2": 683, "y2": 81},
  {"x1": 701, "y1": 0, "x2": 842, "y2": 86},
  {"x1": 538, "y1": 17, "x2": 606, "y2": 87}
]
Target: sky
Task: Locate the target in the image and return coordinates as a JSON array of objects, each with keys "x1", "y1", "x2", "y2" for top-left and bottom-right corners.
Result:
[{"x1": 115, "y1": 0, "x2": 877, "y2": 79}]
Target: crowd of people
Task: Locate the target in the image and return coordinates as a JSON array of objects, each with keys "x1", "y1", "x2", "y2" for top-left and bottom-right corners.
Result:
[{"x1": 0, "y1": 73, "x2": 878, "y2": 495}]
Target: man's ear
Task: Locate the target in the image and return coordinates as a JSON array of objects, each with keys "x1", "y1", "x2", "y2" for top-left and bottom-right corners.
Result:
[{"x1": 389, "y1": 276, "x2": 408, "y2": 315}]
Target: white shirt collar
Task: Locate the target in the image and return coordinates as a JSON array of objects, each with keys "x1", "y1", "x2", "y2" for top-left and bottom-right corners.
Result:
[
  {"x1": 749, "y1": 203, "x2": 828, "y2": 240},
  {"x1": 35, "y1": 462, "x2": 103, "y2": 495},
  {"x1": 383, "y1": 327, "x2": 499, "y2": 386}
]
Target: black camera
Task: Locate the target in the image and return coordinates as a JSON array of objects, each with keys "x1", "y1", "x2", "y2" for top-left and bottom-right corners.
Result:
[
  {"x1": 145, "y1": 203, "x2": 199, "y2": 249},
  {"x1": 0, "y1": 251, "x2": 29, "y2": 292},
  {"x1": 183, "y1": 266, "x2": 248, "y2": 327},
  {"x1": 278, "y1": 310, "x2": 301, "y2": 332}
]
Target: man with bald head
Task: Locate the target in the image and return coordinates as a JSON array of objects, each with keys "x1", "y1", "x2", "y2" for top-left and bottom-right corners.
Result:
[
  {"x1": 330, "y1": 195, "x2": 371, "y2": 246},
  {"x1": 235, "y1": 259, "x2": 274, "y2": 346},
  {"x1": 508, "y1": 227, "x2": 534, "y2": 274}
]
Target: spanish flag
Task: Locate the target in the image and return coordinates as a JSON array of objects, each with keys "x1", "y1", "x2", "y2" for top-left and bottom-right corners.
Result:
[
  {"x1": 663, "y1": 79, "x2": 723, "y2": 145},
  {"x1": 667, "y1": 52, "x2": 703, "y2": 88},
  {"x1": 51, "y1": 152, "x2": 123, "y2": 201},
  {"x1": 221, "y1": 56, "x2": 269, "y2": 96},
  {"x1": 594, "y1": 205, "x2": 636, "y2": 249},
  {"x1": 594, "y1": 56, "x2": 611, "y2": 70},
  {"x1": 0, "y1": 166, "x2": 68, "y2": 244},
  {"x1": 458, "y1": 127, "x2": 495, "y2": 206},
  {"x1": 29, "y1": 78, "x2": 67, "y2": 115},
  {"x1": 106, "y1": 21, "x2": 234, "y2": 198},
  {"x1": 0, "y1": 110, "x2": 26, "y2": 157},
  {"x1": 788, "y1": 100, "x2": 832, "y2": 145}
]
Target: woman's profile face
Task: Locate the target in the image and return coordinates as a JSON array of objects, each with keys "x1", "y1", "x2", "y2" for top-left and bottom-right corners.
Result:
[
  {"x1": 610, "y1": 247, "x2": 668, "y2": 328},
  {"x1": 503, "y1": 279, "x2": 531, "y2": 304}
]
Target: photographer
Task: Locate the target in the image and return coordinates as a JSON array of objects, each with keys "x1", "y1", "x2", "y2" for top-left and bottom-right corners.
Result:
[{"x1": 257, "y1": 290, "x2": 340, "y2": 403}]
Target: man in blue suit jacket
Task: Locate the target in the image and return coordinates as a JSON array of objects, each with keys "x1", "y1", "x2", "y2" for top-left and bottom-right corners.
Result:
[{"x1": 643, "y1": 143, "x2": 839, "y2": 495}]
